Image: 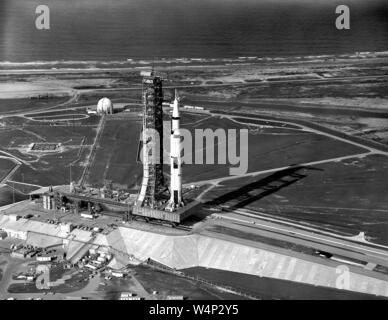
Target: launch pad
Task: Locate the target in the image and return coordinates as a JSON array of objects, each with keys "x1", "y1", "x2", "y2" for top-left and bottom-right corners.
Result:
[{"x1": 24, "y1": 70, "x2": 194, "y2": 226}]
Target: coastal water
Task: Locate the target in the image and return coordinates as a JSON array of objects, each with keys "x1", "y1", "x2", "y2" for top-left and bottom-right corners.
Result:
[{"x1": 0, "y1": 0, "x2": 388, "y2": 63}]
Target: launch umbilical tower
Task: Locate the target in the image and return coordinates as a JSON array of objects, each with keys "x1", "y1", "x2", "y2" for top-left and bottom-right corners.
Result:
[{"x1": 137, "y1": 71, "x2": 165, "y2": 208}]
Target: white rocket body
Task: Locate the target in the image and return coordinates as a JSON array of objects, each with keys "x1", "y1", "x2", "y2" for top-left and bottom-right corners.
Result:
[{"x1": 167, "y1": 92, "x2": 184, "y2": 210}]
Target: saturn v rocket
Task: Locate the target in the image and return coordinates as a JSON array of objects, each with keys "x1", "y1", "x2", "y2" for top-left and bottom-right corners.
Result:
[{"x1": 167, "y1": 90, "x2": 184, "y2": 211}]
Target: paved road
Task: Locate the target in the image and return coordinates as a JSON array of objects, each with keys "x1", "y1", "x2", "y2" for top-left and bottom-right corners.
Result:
[
  {"x1": 233, "y1": 208, "x2": 388, "y2": 248},
  {"x1": 208, "y1": 212, "x2": 388, "y2": 274},
  {"x1": 214, "y1": 212, "x2": 388, "y2": 258}
]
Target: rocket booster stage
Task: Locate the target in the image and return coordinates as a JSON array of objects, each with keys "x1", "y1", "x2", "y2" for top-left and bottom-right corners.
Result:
[{"x1": 167, "y1": 90, "x2": 184, "y2": 210}]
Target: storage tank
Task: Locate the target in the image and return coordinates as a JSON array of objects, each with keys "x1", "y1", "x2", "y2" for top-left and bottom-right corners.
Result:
[
  {"x1": 97, "y1": 97, "x2": 113, "y2": 114},
  {"x1": 42, "y1": 194, "x2": 53, "y2": 210}
]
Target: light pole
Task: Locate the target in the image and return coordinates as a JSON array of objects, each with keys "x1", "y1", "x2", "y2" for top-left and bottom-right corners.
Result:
[{"x1": 69, "y1": 164, "x2": 72, "y2": 192}]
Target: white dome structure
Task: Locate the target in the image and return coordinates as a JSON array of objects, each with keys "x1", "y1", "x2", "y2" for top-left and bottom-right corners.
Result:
[{"x1": 97, "y1": 97, "x2": 113, "y2": 114}]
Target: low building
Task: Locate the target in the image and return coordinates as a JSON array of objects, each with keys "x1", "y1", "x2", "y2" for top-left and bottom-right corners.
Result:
[
  {"x1": 91, "y1": 260, "x2": 102, "y2": 266},
  {"x1": 120, "y1": 296, "x2": 142, "y2": 300},
  {"x1": 9, "y1": 214, "x2": 21, "y2": 222},
  {"x1": 86, "y1": 107, "x2": 97, "y2": 114},
  {"x1": 26, "y1": 275, "x2": 35, "y2": 282},
  {"x1": 97, "y1": 256, "x2": 106, "y2": 263},
  {"x1": 5, "y1": 228, "x2": 28, "y2": 240},
  {"x1": 85, "y1": 263, "x2": 97, "y2": 270},
  {"x1": 36, "y1": 255, "x2": 52, "y2": 262},
  {"x1": 81, "y1": 213, "x2": 94, "y2": 219},
  {"x1": 60, "y1": 223, "x2": 73, "y2": 234},
  {"x1": 111, "y1": 271, "x2": 125, "y2": 278},
  {"x1": 11, "y1": 251, "x2": 27, "y2": 259},
  {"x1": 166, "y1": 295, "x2": 185, "y2": 300}
]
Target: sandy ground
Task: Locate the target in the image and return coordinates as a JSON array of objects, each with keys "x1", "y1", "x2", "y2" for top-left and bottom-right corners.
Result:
[
  {"x1": 191, "y1": 68, "x2": 321, "y2": 84},
  {"x1": 272, "y1": 97, "x2": 388, "y2": 111},
  {"x1": 0, "y1": 78, "x2": 115, "y2": 99},
  {"x1": 0, "y1": 82, "x2": 73, "y2": 99}
]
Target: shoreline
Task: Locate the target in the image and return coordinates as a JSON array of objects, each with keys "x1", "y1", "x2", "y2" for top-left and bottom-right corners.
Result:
[{"x1": 1, "y1": 51, "x2": 388, "y2": 73}]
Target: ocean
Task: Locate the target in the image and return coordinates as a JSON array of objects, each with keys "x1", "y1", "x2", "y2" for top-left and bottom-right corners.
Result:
[{"x1": 0, "y1": 0, "x2": 388, "y2": 64}]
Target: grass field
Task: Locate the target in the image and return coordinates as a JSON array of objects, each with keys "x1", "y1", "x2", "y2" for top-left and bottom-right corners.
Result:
[
  {"x1": 83, "y1": 112, "x2": 364, "y2": 188},
  {"x1": 0, "y1": 128, "x2": 41, "y2": 149},
  {"x1": 1, "y1": 110, "x2": 368, "y2": 189},
  {"x1": 99, "y1": 266, "x2": 242, "y2": 300},
  {"x1": 131, "y1": 265, "x2": 243, "y2": 300},
  {"x1": 0, "y1": 185, "x2": 27, "y2": 206},
  {"x1": 180, "y1": 115, "x2": 366, "y2": 183},
  {"x1": 0, "y1": 158, "x2": 16, "y2": 181},
  {"x1": 85, "y1": 118, "x2": 143, "y2": 188},
  {"x1": 0, "y1": 97, "x2": 70, "y2": 115},
  {"x1": 11, "y1": 149, "x2": 87, "y2": 186},
  {"x1": 5, "y1": 181, "x2": 40, "y2": 194},
  {"x1": 182, "y1": 267, "x2": 382, "y2": 300}
]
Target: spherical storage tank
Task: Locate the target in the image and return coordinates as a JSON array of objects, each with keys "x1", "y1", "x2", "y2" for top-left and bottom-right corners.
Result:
[{"x1": 97, "y1": 97, "x2": 113, "y2": 114}]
